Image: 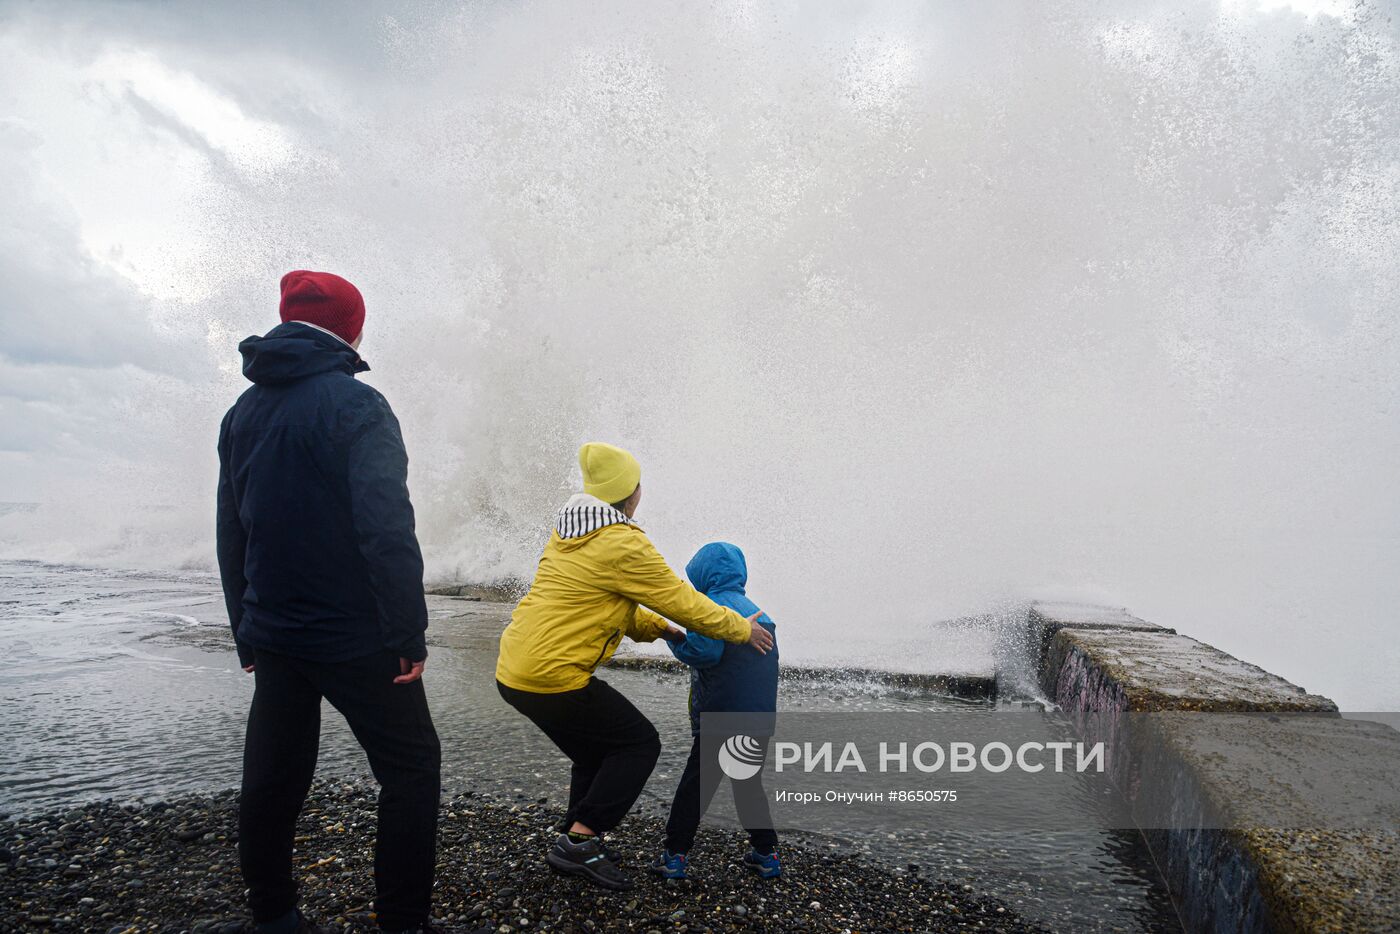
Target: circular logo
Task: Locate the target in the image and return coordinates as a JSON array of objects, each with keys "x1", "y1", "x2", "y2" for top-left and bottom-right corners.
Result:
[{"x1": 717, "y1": 734, "x2": 766, "y2": 780}]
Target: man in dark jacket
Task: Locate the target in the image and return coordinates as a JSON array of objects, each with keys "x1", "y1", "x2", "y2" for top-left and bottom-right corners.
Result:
[{"x1": 217, "y1": 270, "x2": 441, "y2": 934}]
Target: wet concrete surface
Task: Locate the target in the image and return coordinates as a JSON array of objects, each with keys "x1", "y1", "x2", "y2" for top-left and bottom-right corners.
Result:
[
  {"x1": 1046, "y1": 627, "x2": 1336, "y2": 714},
  {"x1": 1038, "y1": 601, "x2": 1399, "y2": 932}
]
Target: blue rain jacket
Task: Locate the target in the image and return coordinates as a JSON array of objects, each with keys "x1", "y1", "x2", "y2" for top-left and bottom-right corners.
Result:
[
  {"x1": 216, "y1": 322, "x2": 427, "y2": 667},
  {"x1": 668, "y1": 542, "x2": 778, "y2": 735}
]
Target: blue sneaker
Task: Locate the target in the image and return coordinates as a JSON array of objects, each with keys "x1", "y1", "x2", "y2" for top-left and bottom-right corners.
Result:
[
  {"x1": 743, "y1": 848, "x2": 781, "y2": 879},
  {"x1": 649, "y1": 849, "x2": 688, "y2": 880}
]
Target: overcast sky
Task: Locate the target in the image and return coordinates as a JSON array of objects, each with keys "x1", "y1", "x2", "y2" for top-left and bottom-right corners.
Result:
[
  {"x1": 1, "y1": 1, "x2": 413, "y2": 502},
  {"x1": 0, "y1": 0, "x2": 1365, "y2": 502}
]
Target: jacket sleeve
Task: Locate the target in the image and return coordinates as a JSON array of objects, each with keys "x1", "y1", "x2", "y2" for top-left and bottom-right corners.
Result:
[
  {"x1": 345, "y1": 392, "x2": 429, "y2": 662},
  {"x1": 611, "y1": 535, "x2": 751, "y2": 643},
  {"x1": 668, "y1": 631, "x2": 725, "y2": 669},
  {"x1": 215, "y1": 414, "x2": 254, "y2": 668},
  {"x1": 625, "y1": 606, "x2": 670, "y2": 643}
]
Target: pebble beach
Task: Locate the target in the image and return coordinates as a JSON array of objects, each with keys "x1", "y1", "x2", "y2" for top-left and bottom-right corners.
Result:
[{"x1": 0, "y1": 781, "x2": 1043, "y2": 934}]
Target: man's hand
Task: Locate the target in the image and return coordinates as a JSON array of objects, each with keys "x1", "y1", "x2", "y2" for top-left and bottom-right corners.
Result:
[
  {"x1": 662, "y1": 625, "x2": 686, "y2": 644},
  {"x1": 746, "y1": 610, "x2": 773, "y2": 654},
  {"x1": 394, "y1": 655, "x2": 426, "y2": 684},
  {"x1": 242, "y1": 664, "x2": 255, "y2": 673}
]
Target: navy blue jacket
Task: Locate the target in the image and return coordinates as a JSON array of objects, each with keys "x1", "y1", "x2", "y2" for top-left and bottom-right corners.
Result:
[
  {"x1": 216, "y1": 322, "x2": 428, "y2": 666},
  {"x1": 667, "y1": 542, "x2": 778, "y2": 736}
]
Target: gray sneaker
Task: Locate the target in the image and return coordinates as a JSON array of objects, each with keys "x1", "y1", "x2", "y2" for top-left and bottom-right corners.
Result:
[
  {"x1": 549, "y1": 820, "x2": 620, "y2": 863},
  {"x1": 544, "y1": 833, "x2": 633, "y2": 891}
]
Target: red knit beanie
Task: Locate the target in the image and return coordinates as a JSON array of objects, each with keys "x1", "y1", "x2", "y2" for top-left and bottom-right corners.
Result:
[{"x1": 279, "y1": 270, "x2": 365, "y2": 345}]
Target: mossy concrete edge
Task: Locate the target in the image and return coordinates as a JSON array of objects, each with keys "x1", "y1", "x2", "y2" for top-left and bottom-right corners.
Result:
[{"x1": 1035, "y1": 602, "x2": 1397, "y2": 933}]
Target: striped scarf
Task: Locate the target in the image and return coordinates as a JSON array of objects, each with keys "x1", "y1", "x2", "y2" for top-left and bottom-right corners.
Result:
[{"x1": 554, "y1": 493, "x2": 637, "y2": 540}]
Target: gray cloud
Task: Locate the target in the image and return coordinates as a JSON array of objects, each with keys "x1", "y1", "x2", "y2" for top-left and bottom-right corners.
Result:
[{"x1": 0, "y1": 121, "x2": 172, "y2": 370}]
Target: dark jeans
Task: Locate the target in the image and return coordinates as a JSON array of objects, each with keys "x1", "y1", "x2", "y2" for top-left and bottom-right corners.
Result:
[
  {"x1": 665, "y1": 735, "x2": 778, "y2": 855},
  {"x1": 497, "y1": 678, "x2": 661, "y2": 834},
  {"x1": 240, "y1": 648, "x2": 441, "y2": 930}
]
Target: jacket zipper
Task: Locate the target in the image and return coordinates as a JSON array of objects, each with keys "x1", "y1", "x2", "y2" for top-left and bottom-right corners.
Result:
[{"x1": 589, "y1": 630, "x2": 621, "y2": 671}]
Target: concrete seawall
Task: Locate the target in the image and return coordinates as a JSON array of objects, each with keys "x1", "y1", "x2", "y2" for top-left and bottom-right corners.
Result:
[
  {"x1": 1030, "y1": 602, "x2": 1399, "y2": 933},
  {"x1": 605, "y1": 652, "x2": 997, "y2": 701}
]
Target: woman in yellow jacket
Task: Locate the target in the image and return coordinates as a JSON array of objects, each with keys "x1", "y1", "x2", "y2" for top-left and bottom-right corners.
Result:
[{"x1": 496, "y1": 442, "x2": 773, "y2": 891}]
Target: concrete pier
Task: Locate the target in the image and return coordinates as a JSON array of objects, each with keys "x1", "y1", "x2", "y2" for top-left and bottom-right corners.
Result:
[
  {"x1": 1031, "y1": 602, "x2": 1399, "y2": 933},
  {"x1": 606, "y1": 651, "x2": 997, "y2": 702}
]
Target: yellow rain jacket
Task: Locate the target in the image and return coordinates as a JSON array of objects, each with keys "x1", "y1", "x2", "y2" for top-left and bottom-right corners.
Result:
[{"x1": 496, "y1": 495, "x2": 752, "y2": 693}]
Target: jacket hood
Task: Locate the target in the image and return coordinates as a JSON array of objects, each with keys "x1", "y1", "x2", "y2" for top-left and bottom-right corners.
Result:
[
  {"x1": 554, "y1": 492, "x2": 637, "y2": 540},
  {"x1": 685, "y1": 541, "x2": 748, "y2": 595},
  {"x1": 239, "y1": 321, "x2": 369, "y2": 386}
]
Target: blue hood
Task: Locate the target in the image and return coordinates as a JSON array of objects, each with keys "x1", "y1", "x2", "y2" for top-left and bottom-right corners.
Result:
[
  {"x1": 239, "y1": 322, "x2": 368, "y2": 386},
  {"x1": 685, "y1": 542, "x2": 748, "y2": 596},
  {"x1": 675, "y1": 540, "x2": 777, "y2": 736}
]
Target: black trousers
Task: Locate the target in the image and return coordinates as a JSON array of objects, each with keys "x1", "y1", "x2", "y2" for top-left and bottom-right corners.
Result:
[
  {"x1": 240, "y1": 648, "x2": 441, "y2": 930},
  {"x1": 665, "y1": 735, "x2": 778, "y2": 855},
  {"x1": 497, "y1": 678, "x2": 661, "y2": 834}
]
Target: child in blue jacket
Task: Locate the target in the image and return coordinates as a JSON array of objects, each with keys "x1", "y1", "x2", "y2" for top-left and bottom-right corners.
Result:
[{"x1": 651, "y1": 542, "x2": 781, "y2": 880}]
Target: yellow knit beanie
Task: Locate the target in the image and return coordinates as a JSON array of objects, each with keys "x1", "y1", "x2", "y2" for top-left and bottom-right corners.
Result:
[{"x1": 578, "y1": 442, "x2": 641, "y2": 505}]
